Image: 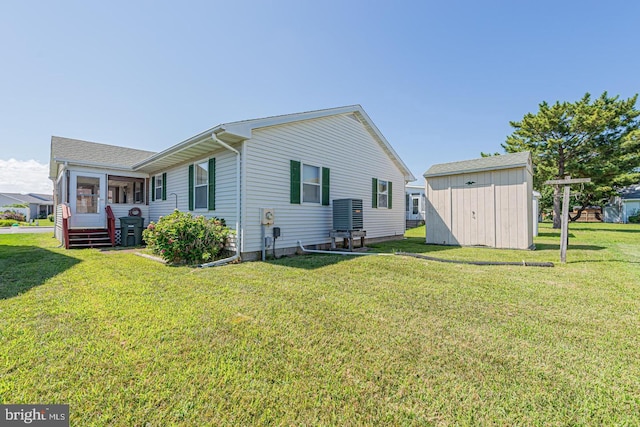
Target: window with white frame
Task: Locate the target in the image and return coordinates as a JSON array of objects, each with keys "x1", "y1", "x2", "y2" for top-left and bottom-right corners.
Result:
[
  {"x1": 134, "y1": 181, "x2": 143, "y2": 203},
  {"x1": 302, "y1": 164, "x2": 321, "y2": 203},
  {"x1": 195, "y1": 161, "x2": 208, "y2": 209},
  {"x1": 154, "y1": 174, "x2": 163, "y2": 201},
  {"x1": 378, "y1": 180, "x2": 388, "y2": 208}
]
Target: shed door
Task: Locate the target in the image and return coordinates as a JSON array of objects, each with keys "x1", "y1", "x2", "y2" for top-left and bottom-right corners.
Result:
[{"x1": 450, "y1": 173, "x2": 494, "y2": 246}]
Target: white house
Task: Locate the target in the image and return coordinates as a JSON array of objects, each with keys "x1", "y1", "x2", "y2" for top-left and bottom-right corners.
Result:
[
  {"x1": 49, "y1": 105, "x2": 415, "y2": 257},
  {"x1": 604, "y1": 184, "x2": 640, "y2": 223},
  {"x1": 405, "y1": 183, "x2": 426, "y2": 228},
  {"x1": 619, "y1": 186, "x2": 640, "y2": 223},
  {"x1": 423, "y1": 152, "x2": 534, "y2": 250}
]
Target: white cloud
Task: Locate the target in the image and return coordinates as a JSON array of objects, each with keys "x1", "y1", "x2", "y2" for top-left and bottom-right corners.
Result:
[{"x1": 0, "y1": 159, "x2": 52, "y2": 194}]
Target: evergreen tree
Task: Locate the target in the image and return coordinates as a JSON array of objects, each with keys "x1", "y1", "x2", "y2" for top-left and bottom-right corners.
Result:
[{"x1": 503, "y1": 92, "x2": 640, "y2": 228}]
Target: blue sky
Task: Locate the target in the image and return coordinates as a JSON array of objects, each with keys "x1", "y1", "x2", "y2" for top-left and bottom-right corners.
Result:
[{"x1": 1, "y1": 0, "x2": 638, "y2": 192}]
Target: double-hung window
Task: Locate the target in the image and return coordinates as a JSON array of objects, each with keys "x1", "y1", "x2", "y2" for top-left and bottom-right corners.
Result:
[
  {"x1": 302, "y1": 164, "x2": 321, "y2": 204},
  {"x1": 372, "y1": 178, "x2": 392, "y2": 209},
  {"x1": 188, "y1": 158, "x2": 215, "y2": 211},
  {"x1": 195, "y1": 161, "x2": 208, "y2": 209},
  {"x1": 378, "y1": 180, "x2": 388, "y2": 208},
  {"x1": 154, "y1": 174, "x2": 163, "y2": 201},
  {"x1": 290, "y1": 160, "x2": 330, "y2": 205}
]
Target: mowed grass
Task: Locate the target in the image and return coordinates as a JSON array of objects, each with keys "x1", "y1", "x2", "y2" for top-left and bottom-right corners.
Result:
[{"x1": 1, "y1": 223, "x2": 639, "y2": 425}]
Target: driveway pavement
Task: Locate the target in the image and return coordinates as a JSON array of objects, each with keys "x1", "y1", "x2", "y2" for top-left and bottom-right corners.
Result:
[{"x1": 0, "y1": 227, "x2": 55, "y2": 234}]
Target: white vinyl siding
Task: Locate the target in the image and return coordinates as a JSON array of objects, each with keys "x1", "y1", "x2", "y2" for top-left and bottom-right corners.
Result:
[
  {"x1": 148, "y1": 149, "x2": 238, "y2": 228},
  {"x1": 242, "y1": 113, "x2": 405, "y2": 253}
]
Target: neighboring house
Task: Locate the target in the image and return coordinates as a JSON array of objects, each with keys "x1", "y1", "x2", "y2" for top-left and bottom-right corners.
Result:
[
  {"x1": 405, "y1": 182, "x2": 426, "y2": 228},
  {"x1": 49, "y1": 105, "x2": 415, "y2": 257},
  {"x1": 604, "y1": 184, "x2": 640, "y2": 223},
  {"x1": 423, "y1": 152, "x2": 534, "y2": 250},
  {"x1": 0, "y1": 192, "x2": 54, "y2": 221}
]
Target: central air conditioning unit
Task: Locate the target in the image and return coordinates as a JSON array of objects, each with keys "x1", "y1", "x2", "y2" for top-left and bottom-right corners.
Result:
[{"x1": 332, "y1": 199, "x2": 363, "y2": 231}]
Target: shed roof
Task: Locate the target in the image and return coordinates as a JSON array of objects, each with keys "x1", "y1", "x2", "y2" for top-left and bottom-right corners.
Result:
[
  {"x1": 423, "y1": 152, "x2": 531, "y2": 178},
  {"x1": 50, "y1": 136, "x2": 156, "y2": 179}
]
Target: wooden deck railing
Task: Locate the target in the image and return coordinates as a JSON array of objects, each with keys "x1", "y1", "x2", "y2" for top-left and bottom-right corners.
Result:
[
  {"x1": 106, "y1": 205, "x2": 116, "y2": 246},
  {"x1": 61, "y1": 204, "x2": 71, "y2": 249}
]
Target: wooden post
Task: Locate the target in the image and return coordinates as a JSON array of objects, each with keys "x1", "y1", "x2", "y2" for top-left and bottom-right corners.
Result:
[
  {"x1": 559, "y1": 183, "x2": 570, "y2": 263},
  {"x1": 544, "y1": 176, "x2": 591, "y2": 263}
]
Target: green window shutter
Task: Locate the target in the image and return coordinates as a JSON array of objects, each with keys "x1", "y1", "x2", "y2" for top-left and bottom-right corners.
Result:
[
  {"x1": 321, "y1": 167, "x2": 330, "y2": 206},
  {"x1": 162, "y1": 172, "x2": 167, "y2": 201},
  {"x1": 188, "y1": 165, "x2": 194, "y2": 210},
  {"x1": 151, "y1": 176, "x2": 156, "y2": 202},
  {"x1": 388, "y1": 181, "x2": 392, "y2": 209},
  {"x1": 290, "y1": 160, "x2": 301, "y2": 204},
  {"x1": 208, "y1": 158, "x2": 216, "y2": 210},
  {"x1": 372, "y1": 178, "x2": 378, "y2": 208}
]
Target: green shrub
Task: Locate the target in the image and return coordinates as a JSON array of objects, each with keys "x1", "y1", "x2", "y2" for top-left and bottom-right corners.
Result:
[
  {"x1": 47, "y1": 214, "x2": 54, "y2": 222},
  {"x1": 0, "y1": 219, "x2": 18, "y2": 227},
  {"x1": 0, "y1": 210, "x2": 25, "y2": 222},
  {"x1": 142, "y1": 210, "x2": 232, "y2": 265},
  {"x1": 628, "y1": 210, "x2": 640, "y2": 224}
]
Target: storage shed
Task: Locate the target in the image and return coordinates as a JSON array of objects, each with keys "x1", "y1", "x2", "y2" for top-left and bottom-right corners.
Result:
[{"x1": 423, "y1": 152, "x2": 534, "y2": 250}]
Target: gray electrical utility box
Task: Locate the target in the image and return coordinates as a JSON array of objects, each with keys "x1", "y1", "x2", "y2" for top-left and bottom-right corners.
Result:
[{"x1": 332, "y1": 199, "x2": 363, "y2": 231}]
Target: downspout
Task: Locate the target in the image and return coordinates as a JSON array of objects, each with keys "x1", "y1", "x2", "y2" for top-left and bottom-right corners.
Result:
[{"x1": 198, "y1": 134, "x2": 242, "y2": 268}]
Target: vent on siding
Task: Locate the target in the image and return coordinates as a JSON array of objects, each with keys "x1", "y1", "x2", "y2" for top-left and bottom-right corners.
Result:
[{"x1": 332, "y1": 199, "x2": 363, "y2": 231}]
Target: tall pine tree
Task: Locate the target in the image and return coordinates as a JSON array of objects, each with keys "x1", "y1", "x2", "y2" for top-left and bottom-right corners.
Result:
[{"x1": 503, "y1": 92, "x2": 640, "y2": 228}]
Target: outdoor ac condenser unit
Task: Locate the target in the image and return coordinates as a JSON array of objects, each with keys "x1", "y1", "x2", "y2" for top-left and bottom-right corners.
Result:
[{"x1": 332, "y1": 199, "x2": 363, "y2": 231}]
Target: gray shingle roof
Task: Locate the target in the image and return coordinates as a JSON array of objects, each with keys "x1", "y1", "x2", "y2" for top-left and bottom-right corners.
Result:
[
  {"x1": 423, "y1": 151, "x2": 531, "y2": 178},
  {"x1": 620, "y1": 185, "x2": 640, "y2": 200},
  {"x1": 0, "y1": 193, "x2": 53, "y2": 204},
  {"x1": 28, "y1": 193, "x2": 53, "y2": 202},
  {"x1": 51, "y1": 136, "x2": 156, "y2": 170}
]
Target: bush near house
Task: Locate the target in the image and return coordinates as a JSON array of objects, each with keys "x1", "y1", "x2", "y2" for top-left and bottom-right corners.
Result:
[
  {"x1": 0, "y1": 210, "x2": 26, "y2": 222},
  {"x1": 142, "y1": 210, "x2": 232, "y2": 265},
  {"x1": 0, "y1": 219, "x2": 18, "y2": 227},
  {"x1": 628, "y1": 209, "x2": 640, "y2": 223}
]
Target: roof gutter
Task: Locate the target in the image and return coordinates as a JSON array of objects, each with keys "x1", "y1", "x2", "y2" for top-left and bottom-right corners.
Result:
[
  {"x1": 132, "y1": 125, "x2": 223, "y2": 170},
  {"x1": 52, "y1": 157, "x2": 135, "y2": 171},
  {"x1": 198, "y1": 133, "x2": 242, "y2": 268}
]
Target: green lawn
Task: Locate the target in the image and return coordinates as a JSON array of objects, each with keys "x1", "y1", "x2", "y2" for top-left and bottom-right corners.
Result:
[
  {"x1": 1, "y1": 223, "x2": 639, "y2": 425},
  {"x1": 20, "y1": 218, "x2": 55, "y2": 227}
]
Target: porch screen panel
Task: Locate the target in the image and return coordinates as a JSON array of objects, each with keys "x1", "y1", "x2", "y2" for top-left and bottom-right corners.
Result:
[{"x1": 76, "y1": 176, "x2": 100, "y2": 214}]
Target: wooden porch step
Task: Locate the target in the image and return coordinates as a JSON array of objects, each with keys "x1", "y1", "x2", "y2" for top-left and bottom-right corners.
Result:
[{"x1": 67, "y1": 228, "x2": 114, "y2": 249}]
